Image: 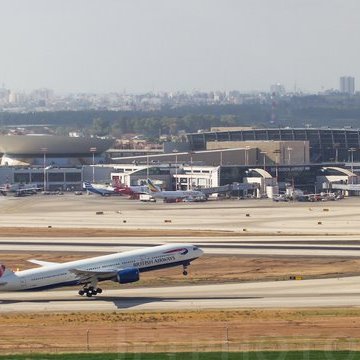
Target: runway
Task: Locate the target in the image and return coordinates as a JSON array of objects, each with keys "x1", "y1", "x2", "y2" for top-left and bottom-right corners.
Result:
[
  {"x1": 1, "y1": 276, "x2": 360, "y2": 313},
  {"x1": 2, "y1": 197, "x2": 360, "y2": 313},
  {"x1": 3, "y1": 237, "x2": 360, "y2": 257}
]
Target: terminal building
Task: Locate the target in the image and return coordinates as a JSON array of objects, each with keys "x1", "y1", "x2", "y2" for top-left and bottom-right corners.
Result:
[
  {"x1": 0, "y1": 128, "x2": 360, "y2": 196},
  {"x1": 187, "y1": 127, "x2": 360, "y2": 163},
  {"x1": 0, "y1": 134, "x2": 113, "y2": 167},
  {"x1": 0, "y1": 135, "x2": 113, "y2": 191}
]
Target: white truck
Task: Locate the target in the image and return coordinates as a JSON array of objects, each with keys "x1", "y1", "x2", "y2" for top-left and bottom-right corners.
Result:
[{"x1": 139, "y1": 194, "x2": 156, "y2": 202}]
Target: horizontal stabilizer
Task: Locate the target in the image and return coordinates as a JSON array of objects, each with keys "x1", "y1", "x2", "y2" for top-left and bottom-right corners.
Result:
[{"x1": 28, "y1": 259, "x2": 59, "y2": 267}]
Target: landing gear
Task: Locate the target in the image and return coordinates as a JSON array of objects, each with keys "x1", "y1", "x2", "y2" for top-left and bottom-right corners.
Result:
[
  {"x1": 78, "y1": 286, "x2": 103, "y2": 297},
  {"x1": 182, "y1": 264, "x2": 188, "y2": 276}
]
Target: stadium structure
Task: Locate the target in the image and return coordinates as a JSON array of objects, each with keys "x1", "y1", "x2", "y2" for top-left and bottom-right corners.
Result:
[
  {"x1": 0, "y1": 135, "x2": 114, "y2": 166},
  {"x1": 187, "y1": 128, "x2": 360, "y2": 163}
]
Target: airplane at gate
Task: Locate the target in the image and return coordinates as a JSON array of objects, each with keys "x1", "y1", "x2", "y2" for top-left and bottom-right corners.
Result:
[
  {"x1": 0, "y1": 183, "x2": 42, "y2": 196},
  {"x1": 83, "y1": 181, "x2": 149, "y2": 197},
  {"x1": 146, "y1": 179, "x2": 206, "y2": 201},
  {"x1": 115, "y1": 182, "x2": 149, "y2": 197},
  {"x1": 83, "y1": 181, "x2": 120, "y2": 196},
  {"x1": 0, "y1": 244, "x2": 203, "y2": 297}
]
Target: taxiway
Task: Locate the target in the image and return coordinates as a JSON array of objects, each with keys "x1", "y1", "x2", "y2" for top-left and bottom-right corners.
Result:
[{"x1": 1, "y1": 276, "x2": 360, "y2": 313}]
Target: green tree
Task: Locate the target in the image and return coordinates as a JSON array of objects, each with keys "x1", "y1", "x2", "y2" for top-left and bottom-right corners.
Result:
[{"x1": 91, "y1": 117, "x2": 110, "y2": 137}]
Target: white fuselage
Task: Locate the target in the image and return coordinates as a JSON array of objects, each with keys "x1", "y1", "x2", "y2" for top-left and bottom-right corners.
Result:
[
  {"x1": 150, "y1": 190, "x2": 205, "y2": 200},
  {"x1": 0, "y1": 244, "x2": 203, "y2": 292}
]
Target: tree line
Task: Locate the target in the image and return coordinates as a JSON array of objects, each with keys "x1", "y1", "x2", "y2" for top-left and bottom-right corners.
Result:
[{"x1": 1, "y1": 99, "x2": 360, "y2": 138}]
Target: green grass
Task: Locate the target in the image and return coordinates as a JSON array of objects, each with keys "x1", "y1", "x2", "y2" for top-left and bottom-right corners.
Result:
[{"x1": 0, "y1": 352, "x2": 359, "y2": 360}]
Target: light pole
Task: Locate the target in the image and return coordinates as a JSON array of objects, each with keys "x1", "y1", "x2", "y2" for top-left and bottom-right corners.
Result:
[
  {"x1": 146, "y1": 154, "x2": 149, "y2": 179},
  {"x1": 90, "y1": 147, "x2": 97, "y2": 183},
  {"x1": 245, "y1": 146, "x2": 250, "y2": 166},
  {"x1": 287, "y1": 147, "x2": 293, "y2": 165},
  {"x1": 334, "y1": 143, "x2": 340, "y2": 163},
  {"x1": 348, "y1": 147, "x2": 356, "y2": 183},
  {"x1": 273, "y1": 149, "x2": 281, "y2": 182},
  {"x1": 41, "y1": 147, "x2": 48, "y2": 191},
  {"x1": 189, "y1": 152, "x2": 194, "y2": 190},
  {"x1": 173, "y1": 149, "x2": 179, "y2": 190},
  {"x1": 260, "y1": 151, "x2": 267, "y2": 170}
]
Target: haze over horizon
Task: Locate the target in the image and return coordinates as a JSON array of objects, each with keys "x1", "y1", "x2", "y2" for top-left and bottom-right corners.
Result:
[{"x1": 0, "y1": 0, "x2": 359, "y2": 94}]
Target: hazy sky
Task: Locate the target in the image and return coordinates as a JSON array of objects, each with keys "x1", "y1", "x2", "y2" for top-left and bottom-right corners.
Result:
[{"x1": 0, "y1": 0, "x2": 359, "y2": 93}]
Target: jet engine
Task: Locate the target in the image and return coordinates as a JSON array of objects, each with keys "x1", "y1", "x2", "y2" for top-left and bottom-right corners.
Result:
[{"x1": 116, "y1": 267, "x2": 140, "y2": 284}]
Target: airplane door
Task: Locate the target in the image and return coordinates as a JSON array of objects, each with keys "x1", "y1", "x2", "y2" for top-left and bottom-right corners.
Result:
[{"x1": 20, "y1": 278, "x2": 26, "y2": 289}]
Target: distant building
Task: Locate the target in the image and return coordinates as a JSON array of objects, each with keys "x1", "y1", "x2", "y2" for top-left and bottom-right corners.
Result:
[
  {"x1": 270, "y1": 83, "x2": 286, "y2": 96},
  {"x1": 0, "y1": 135, "x2": 114, "y2": 166},
  {"x1": 340, "y1": 76, "x2": 355, "y2": 95}
]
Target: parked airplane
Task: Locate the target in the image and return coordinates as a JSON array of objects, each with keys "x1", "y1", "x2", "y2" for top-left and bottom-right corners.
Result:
[
  {"x1": 83, "y1": 181, "x2": 122, "y2": 196},
  {"x1": 0, "y1": 183, "x2": 42, "y2": 196},
  {"x1": 0, "y1": 244, "x2": 203, "y2": 296},
  {"x1": 114, "y1": 182, "x2": 149, "y2": 197},
  {"x1": 146, "y1": 179, "x2": 206, "y2": 201}
]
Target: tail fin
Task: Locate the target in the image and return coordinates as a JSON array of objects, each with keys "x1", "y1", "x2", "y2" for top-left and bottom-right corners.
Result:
[
  {"x1": 83, "y1": 182, "x2": 92, "y2": 189},
  {"x1": 146, "y1": 179, "x2": 160, "y2": 193},
  {"x1": 112, "y1": 178, "x2": 124, "y2": 190},
  {"x1": 112, "y1": 178, "x2": 120, "y2": 187},
  {"x1": 0, "y1": 264, "x2": 13, "y2": 278}
]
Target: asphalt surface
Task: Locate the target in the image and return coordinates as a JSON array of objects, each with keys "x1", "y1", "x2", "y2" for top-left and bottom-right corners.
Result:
[
  {"x1": 2, "y1": 237, "x2": 360, "y2": 257},
  {"x1": 1, "y1": 276, "x2": 360, "y2": 312},
  {"x1": 2, "y1": 195, "x2": 360, "y2": 312}
]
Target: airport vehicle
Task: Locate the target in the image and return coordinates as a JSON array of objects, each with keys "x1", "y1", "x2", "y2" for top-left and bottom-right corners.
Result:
[
  {"x1": 146, "y1": 179, "x2": 206, "y2": 201},
  {"x1": 0, "y1": 244, "x2": 203, "y2": 297},
  {"x1": 272, "y1": 194, "x2": 289, "y2": 202},
  {"x1": 139, "y1": 193, "x2": 156, "y2": 202}
]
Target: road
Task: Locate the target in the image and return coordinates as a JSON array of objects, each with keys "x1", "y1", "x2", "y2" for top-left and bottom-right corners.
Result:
[{"x1": 1, "y1": 276, "x2": 360, "y2": 313}]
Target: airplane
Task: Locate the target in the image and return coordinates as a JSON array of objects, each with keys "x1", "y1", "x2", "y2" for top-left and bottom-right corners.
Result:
[
  {"x1": 83, "y1": 181, "x2": 122, "y2": 196},
  {"x1": 146, "y1": 179, "x2": 206, "y2": 201},
  {"x1": 0, "y1": 244, "x2": 203, "y2": 297},
  {"x1": 0, "y1": 183, "x2": 42, "y2": 196},
  {"x1": 113, "y1": 180, "x2": 149, "y2": 197}
]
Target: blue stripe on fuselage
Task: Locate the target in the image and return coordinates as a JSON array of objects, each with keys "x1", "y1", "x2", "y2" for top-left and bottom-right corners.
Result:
[{"x1": 23, "y1": 280, "x2": 80, "y2": 292}]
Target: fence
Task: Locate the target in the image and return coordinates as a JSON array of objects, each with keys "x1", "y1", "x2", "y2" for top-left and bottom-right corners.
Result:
[{"x1": 1, "y1": 324, "x2": 359, "y2": 355}]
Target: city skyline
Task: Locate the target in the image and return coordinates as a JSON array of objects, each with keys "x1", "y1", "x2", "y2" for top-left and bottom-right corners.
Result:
[{"x1": 0, "y1": 0, "x2": 359, "y2": 93}]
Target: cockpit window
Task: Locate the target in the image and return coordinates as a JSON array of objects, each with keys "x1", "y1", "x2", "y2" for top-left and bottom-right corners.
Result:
[{"x1": 193, "y1": 246, "x2": 199, "y2": 251}]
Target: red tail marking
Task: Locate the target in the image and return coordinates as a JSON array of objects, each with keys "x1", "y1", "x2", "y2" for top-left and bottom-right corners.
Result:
[{"x1": 0, "y1": 265, "x2": 5, "y2": 278}]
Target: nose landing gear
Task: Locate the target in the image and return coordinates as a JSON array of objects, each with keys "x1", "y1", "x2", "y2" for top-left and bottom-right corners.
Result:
[
  {"x1": 182, "y1": 264, "x2": 188, "y2": 276},
  {"x1": 78, "y1": 286, "x2": 103, "y2": 297}
]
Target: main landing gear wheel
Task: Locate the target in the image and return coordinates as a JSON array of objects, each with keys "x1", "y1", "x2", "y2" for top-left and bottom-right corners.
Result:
[{"x1": 78, "y1": 286, "x2": 103, "y2": 297}]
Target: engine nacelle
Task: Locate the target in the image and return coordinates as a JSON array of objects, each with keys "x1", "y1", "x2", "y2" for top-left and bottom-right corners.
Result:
[{"x1": 116, "y1": 267, "x2": 140, "y2": 284}]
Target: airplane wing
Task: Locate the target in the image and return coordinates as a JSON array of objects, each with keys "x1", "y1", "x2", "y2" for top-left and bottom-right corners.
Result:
[
  {"x1": 28, "y1": 259, "x2": 60, "y2": 267},
  {"x1": 69, "y1": 268, "x2": 117, "y2": 284}
]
